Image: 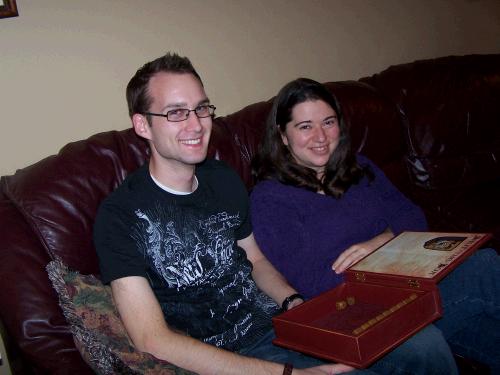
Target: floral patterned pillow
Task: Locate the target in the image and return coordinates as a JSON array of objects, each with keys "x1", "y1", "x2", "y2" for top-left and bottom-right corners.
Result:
[{"x1": 46, "y1": 259, "x2": 196, "y2": 375}]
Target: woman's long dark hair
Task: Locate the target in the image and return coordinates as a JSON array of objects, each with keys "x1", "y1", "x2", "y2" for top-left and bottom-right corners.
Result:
[{"x1": 252, "y1": 78, "x2": 372, "y2": 198}]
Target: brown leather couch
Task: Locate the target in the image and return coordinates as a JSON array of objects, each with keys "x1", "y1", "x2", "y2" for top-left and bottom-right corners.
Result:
[{"x1": 1, "y1": 54, "x2": 499, "y2": 374}]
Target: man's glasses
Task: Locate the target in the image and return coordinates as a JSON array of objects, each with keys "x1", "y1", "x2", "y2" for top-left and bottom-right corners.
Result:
[{"x1": 140, "y1": 104, "x2": 216, "y2": 122}]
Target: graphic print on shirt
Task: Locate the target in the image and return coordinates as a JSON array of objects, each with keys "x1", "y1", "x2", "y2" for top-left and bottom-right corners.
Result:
[
  {"x1": 134, "y1": 204, "x2": 240, "y2": 289},
  {"x1": 131, "y1": 202, "x2": 277, "y2": 349}
]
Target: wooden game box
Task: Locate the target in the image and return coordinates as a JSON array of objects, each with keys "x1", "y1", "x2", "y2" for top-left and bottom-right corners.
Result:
[{"x1": 272, "y1": 231, "x2": 491, "y2": 368}]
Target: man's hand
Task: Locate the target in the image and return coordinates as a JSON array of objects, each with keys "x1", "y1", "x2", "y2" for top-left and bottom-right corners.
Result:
[
  {"x1": 286, "y1": 296, "x2": 304, "y2": 310},
  {"x1": 297, "y1": 363, "x2": 355, "y2": 374},
  {"x1": 332, "y1": 229, "x2": 394, "y2": 274}
]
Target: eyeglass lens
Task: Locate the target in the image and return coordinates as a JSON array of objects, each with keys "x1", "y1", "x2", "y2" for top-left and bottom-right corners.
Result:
[{"x1": 168, "y1": 105, "x2": 214, "y2": 121}]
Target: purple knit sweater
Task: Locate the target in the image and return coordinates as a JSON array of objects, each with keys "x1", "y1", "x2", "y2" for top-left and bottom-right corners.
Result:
[{"x1": 250, "y1": 155, "x2": 427, "y2": 299}]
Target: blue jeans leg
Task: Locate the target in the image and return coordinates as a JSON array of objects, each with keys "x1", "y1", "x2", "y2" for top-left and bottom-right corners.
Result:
[
  {"x1": 239, "y1": 328, "x2": 456, "y2": 375},
  {"x1": 435, "y1": 248, "x2": 500, "y2": 374},
  {"x1": 367, "y1": 324, "x2": 457, "y2": 375},
  {"x1": 239, "y1": 329, "x2": 377, "y2": 374}
]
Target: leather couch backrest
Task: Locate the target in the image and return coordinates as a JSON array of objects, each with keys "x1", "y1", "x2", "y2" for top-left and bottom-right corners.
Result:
[
  {"x1": 362, "y1": 54, "x2": 500, "y2": 190},
  {"x1": 1, "y1": 130, "x2": 149, "y2": 274}
]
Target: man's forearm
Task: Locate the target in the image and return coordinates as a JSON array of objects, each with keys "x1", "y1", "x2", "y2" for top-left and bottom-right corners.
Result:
[
  {"x1": 251, "y1": 257, "x2": 298, "y2": 307},
  {"x1": 112, "y1": 276, "x2": 291, "y2": 375},
  {"x1": 142, "y1": 329, "x2": 286, "y2": 375},
  {"x1": 237, "y1": 234, "x2": 299, "y2": 308}
]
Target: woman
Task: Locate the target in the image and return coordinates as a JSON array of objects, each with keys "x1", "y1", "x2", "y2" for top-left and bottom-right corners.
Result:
[{"x1": 250, "y1": 78, "x2": 499, "y2": 374}]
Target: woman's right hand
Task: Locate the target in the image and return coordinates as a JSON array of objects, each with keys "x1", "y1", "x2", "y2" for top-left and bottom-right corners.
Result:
[{"x1": 332, "y1": 229, "x2": 394, "y2": 274}]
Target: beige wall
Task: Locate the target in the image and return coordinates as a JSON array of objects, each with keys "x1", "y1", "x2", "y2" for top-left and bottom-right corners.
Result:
[{"x1": 1, "y1": 0, "x2": 499, "y2": 176}]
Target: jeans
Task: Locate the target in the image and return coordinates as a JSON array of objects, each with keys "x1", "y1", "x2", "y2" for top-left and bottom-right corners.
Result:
[
  {"x1": 239, "y1": 324, "x2": 457, "y2": 375},
  {"x1": 238, "y1": 329, "x2": 373, "y2": 374},
  {"x1": 435, "y1": 248, "x2": 500, "y2": 374}
]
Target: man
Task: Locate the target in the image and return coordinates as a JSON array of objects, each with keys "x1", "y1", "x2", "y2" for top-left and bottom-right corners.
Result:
[{"x1": 94, "y1": 52, "x2": 354, "y2": 375}]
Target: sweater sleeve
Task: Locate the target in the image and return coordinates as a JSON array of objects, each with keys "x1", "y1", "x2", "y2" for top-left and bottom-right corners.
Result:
[
  {"x1": 250, "y1": 182, "x2": 308, "y2": 292},
  {"x1": 360, "y1": 155, "x2": 428, "y2": 234}
]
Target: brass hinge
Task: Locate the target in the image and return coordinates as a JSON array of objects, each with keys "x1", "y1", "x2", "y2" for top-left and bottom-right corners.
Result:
[
  {"x1": 408, "y1": 279, "x2": 420, "y2": 288},
  {"x1": 355, "y1": 272, "x2": 366, "y2": 282}
]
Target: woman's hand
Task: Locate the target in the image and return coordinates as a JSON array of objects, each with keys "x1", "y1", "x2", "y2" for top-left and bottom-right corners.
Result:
[{"x1": 332, "y1": 229, "x2": 394, "y2": 274}]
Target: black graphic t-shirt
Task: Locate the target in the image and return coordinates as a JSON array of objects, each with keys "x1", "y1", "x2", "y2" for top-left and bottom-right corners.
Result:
[{"x1": 94, "y1": 159, "x2": 278, "y2": 351}]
